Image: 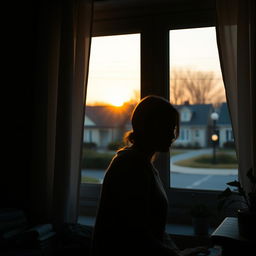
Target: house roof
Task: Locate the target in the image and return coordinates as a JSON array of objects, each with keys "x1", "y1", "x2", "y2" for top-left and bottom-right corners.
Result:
[
  {"x1": 175, "y1": 103, "x2": 213, "y2": 126},
  {"x1": 85, "y1": 102, "x2": 231, "y2": 129},
  {"x1": 217, "y1": 102, "x2": 231, "y2": 125},
  {"x1": 84, "y1": 104, "x2": 134, "y2": 128}
]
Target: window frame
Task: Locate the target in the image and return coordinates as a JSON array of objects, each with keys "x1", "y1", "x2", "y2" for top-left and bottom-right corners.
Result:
[{"x1": 80, "y1": 0, "x2": 226, "y2": 226}]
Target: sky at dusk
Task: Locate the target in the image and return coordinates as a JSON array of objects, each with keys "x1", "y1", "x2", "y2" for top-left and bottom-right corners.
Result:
[{"x1": 86, "y1": 26, "x2": 224, "y2": 106}]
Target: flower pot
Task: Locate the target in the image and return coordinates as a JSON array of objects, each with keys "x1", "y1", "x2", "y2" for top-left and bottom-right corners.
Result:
[{"x1": 237, "y1": 209, "x2": 256, "y2": 239}]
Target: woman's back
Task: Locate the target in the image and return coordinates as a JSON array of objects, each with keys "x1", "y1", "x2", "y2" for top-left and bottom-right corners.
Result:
[{"x1": 91, "y1": 147, "x2": 171, "y2": 256}]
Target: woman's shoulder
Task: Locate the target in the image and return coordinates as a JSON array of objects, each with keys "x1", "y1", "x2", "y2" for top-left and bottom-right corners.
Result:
[
  {"x1": 115, "y1": 147, "x2": 148, "y2": 165},
  {"x1": 107, "y1": 147, "x2": 152, "y2": 175},
  {"x1": 104, "y1": 147, "x2": 154, "y2": 188}
]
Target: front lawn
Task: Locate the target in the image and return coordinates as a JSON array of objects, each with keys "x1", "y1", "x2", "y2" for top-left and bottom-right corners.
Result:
[
  {"x1": 170, "y1": 149, "x2": 187, "y2": 157},
  {"x1": 81, "y1": 149, "x2": 115, "y2": 169},
  {"x1": 175, "y1": 152, "x2": 238, "y2": 169},
  {"x1": 81, "y1": 176, "x2": 101, "y2": 183}
]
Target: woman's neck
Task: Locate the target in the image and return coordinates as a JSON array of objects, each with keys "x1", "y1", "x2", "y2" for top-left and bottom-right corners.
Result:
[{"x1": 131, "y1": 143, "x2": 155, "y2": 162}]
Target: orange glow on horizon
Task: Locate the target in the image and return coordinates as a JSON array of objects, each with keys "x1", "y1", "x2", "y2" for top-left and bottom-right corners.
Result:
[
  {"x1": 86, "y1": 93, "x2": 140, "y2": 107},
  {"x1": 107, "y1": 95, "x2": 128, "y2": 107}
]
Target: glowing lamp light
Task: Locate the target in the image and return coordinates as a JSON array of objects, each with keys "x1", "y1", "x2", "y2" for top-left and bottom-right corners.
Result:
[
  {"x1": 211, "y1": 134, "x2": 218, "y2": 142},
  {"x1": 210, "y1": 112, "x2": 219, "y2": 121}
]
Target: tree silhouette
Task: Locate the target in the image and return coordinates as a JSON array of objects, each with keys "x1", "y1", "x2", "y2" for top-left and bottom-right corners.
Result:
[{"x1": 170, "y1": 68, "x2": 225, "y2": 105}]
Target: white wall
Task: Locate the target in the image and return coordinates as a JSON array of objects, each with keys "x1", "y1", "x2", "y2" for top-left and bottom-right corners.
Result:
[
  {"x1": 218, "y1": 126, "x2": 234, "y2": 147},
  {"x1": 83, "y1": 128, "x2": 100, "y2": 145},
  {"x1": 174, "y1": 126, "x2": 206, "y2": 148}
]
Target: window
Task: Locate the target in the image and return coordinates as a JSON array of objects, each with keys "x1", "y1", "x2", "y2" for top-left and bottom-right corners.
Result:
[
  {"x1": 169, "y1": 27, "x2": 238, "y2": 191},
  {"x1": 178, "y1": 128, "x2": 190, "y2": 141},
  {"x1": 81, "y1": 34, "x2": 140, "y2": 185},
  {"x1": 225, "y1": 129, "x2": 233, "y2": 141},
  {"x1": 79, "y1": 1, "x2": 237, "y2": 226},
  {"x1": 180, "y1": 109, "x2": 191, "y2": 122}
]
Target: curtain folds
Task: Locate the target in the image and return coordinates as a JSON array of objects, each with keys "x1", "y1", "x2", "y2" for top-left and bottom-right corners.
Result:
[
  {"x1": 31, "y1": 0, "x2": 93, "y2": 228},
  {"x1": 216, "y1": 0, "x2": 255, "y2": 192}
]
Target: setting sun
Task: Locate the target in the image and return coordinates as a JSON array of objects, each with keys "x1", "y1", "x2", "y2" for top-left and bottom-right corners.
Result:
[
  {"x1": 105, "y1": 93, "x2": 132, "y2": 107},
  {"x1": 86, "y1": 34, "x2": 140, "y2": 106},
  {"x1": 110, "y1": 98, "x2": 125, "y2": 107}
]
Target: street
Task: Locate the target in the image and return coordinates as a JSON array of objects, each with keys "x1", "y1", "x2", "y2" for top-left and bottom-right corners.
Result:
[
  {"x1": 170, "y1": 148, "x2": 237, "y2": 190},
  {"x1": 81, "y1": 148, "x2": 238, "y2": 191},
  {"x1": 171, "y1": 172, "x2": 236, "y2": 190},
  {"x1": 81, "y1": 169, "x2": 237, "y2": 191}
]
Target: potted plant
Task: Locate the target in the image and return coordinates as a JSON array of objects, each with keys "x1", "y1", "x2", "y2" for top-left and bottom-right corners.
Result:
[
  {"x1": 217, "y1": 168, "x2": 256, "y2": 238},
  {"x1": 190, "y1": 203, "x2": 211, "y2": 236}
]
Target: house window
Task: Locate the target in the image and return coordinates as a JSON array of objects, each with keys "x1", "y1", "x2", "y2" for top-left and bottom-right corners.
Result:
[
  {"x1": 182, "y1": 111, "x2": 187, "y2": 121},
  {"x1": 169, "y1": 27, "x2": 238, "y2": 191},
  {"x1": 186, "y1": 129, "x2": 189, "y2": 140},
  {"x1": 180, "y1": 129, "x2": 185, "y2": 141},
  {"x1": 178, "y1": 128, "x2": 190, "y2": 141},
  {"x1": 226, "y1": 130, "x2": 229, "y2": 141},
  {"x1": 226, "y1": 129, "x2": 234, "y2": 141},
  {"x1": 87, "y1": 130, "x2": 93, "y2": 142},
  {"x1": 181, "y1": 109, "x2": 191, "y2": 122},
  {"x1": 81, "y1": 34, "x2": 140, "y2": 185}
]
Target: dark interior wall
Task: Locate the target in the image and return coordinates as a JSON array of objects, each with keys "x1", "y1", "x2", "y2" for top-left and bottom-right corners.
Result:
[
  {"x1": 1, "y1": 0, "x2": 217, "y2": 219},
  {"x1": 1, "y1": 2, "x2": 40, "y2": 214}
]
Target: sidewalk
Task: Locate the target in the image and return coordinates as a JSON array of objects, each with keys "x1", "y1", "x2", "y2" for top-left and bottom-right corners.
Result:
[
  {"x1": 82, "y1": 148, "x2": 238, "y2": 180},
  {"x1": 171, "y1": 148, "x2": 237, "y2": 175},
  {"x1": 171, "y1": 163, "x2": 237, "y2": 175}
]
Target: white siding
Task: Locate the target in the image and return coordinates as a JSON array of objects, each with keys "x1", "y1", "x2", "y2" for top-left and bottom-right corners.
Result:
[
  {"x1": 219, "y1": 126, "x2": 234, "y2": 147},
  {"x1": 84, "y1": 116, "x2": 95, "y2": 126},
  {"x1": 83, "y1": 129, "x2": 100, "y2": 146}
]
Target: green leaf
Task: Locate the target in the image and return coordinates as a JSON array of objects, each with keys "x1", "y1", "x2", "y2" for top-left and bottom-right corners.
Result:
[
  {"x1": 217, "y1": 197, "x2": 241, "y2": 211},
  {"x1": 217, "y1": 187, "x2": 232, "y2": 199},
  {"x1": 226, "y1": 180, "x2": 241, "y2": 188}
]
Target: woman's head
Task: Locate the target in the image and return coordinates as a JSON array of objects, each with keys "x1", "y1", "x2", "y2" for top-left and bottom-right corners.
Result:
[{"x1": 125, "y1": 95, "x2": 180, "y2": 152}]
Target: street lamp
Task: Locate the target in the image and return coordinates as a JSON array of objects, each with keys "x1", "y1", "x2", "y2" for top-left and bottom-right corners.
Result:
[{"x1": 210, "y1": 112, "x2": 219, "y2": 164}]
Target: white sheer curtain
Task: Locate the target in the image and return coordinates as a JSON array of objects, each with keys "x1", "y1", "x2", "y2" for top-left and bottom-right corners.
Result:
[
  {"x1": 216, "y1": 0, "x2": 256, "y2": 192},
  {"x1": 30, "y1": 0, "x2": 93, "y2": 228}
]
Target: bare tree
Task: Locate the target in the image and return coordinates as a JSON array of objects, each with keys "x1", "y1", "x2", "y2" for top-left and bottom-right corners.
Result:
[
  {"x1": 170, "y1": 68, "x2": 225, "y2": 104},
  {"x1": 130, "y1": 89, "x2": 140, "y2": 104},
  {"x1": 170, "y1": 68, "x2": 188, "y2": 104}
]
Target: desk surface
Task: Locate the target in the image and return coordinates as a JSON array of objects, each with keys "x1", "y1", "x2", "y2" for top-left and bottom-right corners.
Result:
[
  {"x1": 211, "y1": 217, "x2": 249, "y2": 242},
  {"x1": 210, "y1": 217, "x2": 254, "y2": 256}
]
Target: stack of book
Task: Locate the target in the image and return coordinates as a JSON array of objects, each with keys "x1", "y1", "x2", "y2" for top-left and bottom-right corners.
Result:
[
  {"x1": 0, "y1": 208, "x2": 29, "y2": 248},
  {"x1": 18, "y1": 223, "x2": 56, "y2": 249},
  {"x1": 0, "y1": 208, "x2": 56, "y2": 253}
]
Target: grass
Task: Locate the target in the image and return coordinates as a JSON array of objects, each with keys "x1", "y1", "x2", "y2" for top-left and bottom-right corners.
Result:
[
  {"x1": 175, "y1": 152, "x2": 238, "y2": 169},
  {"x1": 170, "y1": 149, "x2": 187, "y2": 156},
  {"x1": 81, "y1": 176, "x2": 101, "y2": 183},
  {"x1": 81, "y1": 149, "x2": 115, "y2": 169}
]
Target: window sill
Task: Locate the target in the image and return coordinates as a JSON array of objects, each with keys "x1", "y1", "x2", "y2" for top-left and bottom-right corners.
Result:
[{"x1": 78, "y1": 215, "x2": 214, "y2": 237}]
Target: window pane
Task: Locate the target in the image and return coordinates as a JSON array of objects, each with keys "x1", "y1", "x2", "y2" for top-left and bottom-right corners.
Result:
[
  {"x1": 169, "y1": 27, "x2": 238, "y2": 191},
  {"x1": 81, "y1": 34, "x2": 140, "y2": 184}
]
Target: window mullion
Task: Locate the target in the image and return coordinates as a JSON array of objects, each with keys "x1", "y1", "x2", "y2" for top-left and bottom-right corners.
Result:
[{"x1": 141, "y1": 18, "x2": 170, "y2": 189}]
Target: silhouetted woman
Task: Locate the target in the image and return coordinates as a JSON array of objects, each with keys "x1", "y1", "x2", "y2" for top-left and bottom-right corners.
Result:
[{"x1": 91, "y1": 95, "x2": 208, "y2": 256}]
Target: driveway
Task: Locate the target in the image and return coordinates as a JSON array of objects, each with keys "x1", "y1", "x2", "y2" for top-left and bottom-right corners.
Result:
[
  {"x1": 170, "y1": 148, "x2": 237, "y2": 175},
  {"x1": 82, "y1": 148, "x2": 238, "y2": 189}
]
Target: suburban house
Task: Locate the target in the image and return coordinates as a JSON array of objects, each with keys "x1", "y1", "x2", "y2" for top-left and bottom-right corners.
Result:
[
  {"x1": 174, "y1": 103, "x2": 214, "y2": 148},
  {"x1": 83, "y1": 102, "x2": 233, "y2": 149},
  {"x1": 83, "y1": 104, "x2": 133, "y2": 148},
  {"x1": 216, "y1": 102, "x2": 234, "y2": 147}
]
